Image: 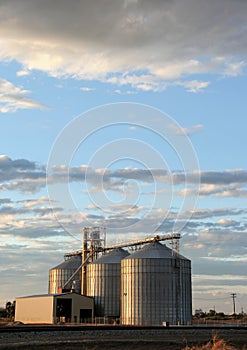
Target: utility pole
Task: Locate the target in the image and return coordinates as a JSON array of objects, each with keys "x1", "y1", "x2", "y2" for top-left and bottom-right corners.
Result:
[{"x1": 230, "y1": 293, "x2": 236, "y2": 315}]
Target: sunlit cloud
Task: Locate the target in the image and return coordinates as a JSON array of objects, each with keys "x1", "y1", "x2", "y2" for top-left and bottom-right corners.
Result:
[
  {"x1": 0, "y1": 79, "x2": 47, "y2": 113},
  {"x1": 0, "y1": 1, "x2": 246, "y2": 92}
]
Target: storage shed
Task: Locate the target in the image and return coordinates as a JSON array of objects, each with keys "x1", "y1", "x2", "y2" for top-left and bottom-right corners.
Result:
[{"x1": 15, "y1": 292, "x2": 94, "y2": 324}]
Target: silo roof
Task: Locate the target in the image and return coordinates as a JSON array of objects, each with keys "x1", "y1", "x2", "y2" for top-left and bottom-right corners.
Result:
[
  {"x1": 123, "y1": 241, "x2": 189, "y2": 260},
  {"x1": 91, "y1": 248, "x2": 129, "y2": 264},
  {"x1": 50, "y1": 255, "x2": 82, "y2": 270}
]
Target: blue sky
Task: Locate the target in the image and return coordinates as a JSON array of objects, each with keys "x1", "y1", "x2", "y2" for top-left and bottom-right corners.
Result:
[{"x1": 0, "y1": 0, "x2": 246, "y2": 314}]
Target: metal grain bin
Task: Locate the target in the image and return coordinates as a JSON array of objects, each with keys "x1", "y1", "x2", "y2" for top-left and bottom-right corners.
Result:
[
  {"x1": 48, "y1": 255, "x2": 82, "y2": 294},
  {"x1": 121, "y1": 241, "x2": 191, "y2": 326},
  {"x1": 86, "y1": 248, "x2": 129, "y2": 317}
]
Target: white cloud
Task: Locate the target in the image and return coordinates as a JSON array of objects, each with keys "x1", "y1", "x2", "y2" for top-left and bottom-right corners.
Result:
[
  {"x1": 223, "y1": 61, "x2": 246, "y2": 77},
  {"x1": 0, "y1": 1, "x2": 246, "y2": 91},
  {"x1": 0, "y1": 79, "x2": 47, "y2": 113},
  {"x1": 216, "y1": 219, "x2": 240, "y2": 227},
  {"x1": 129, "y1": 126, "x2": 137, "y2": 131},
  {"x1": 80, "y1": 87, "x2": 95, "y2": 92},
  {"x1": 175, "y1": 80, "x2": 210, "y2": 93},
  {"x1": 16, "y1": 70, "x2": 30, "y2": 77},
  {"x1": 114, "y1": 89, "x2": 137, "y2": 95},
  {"x1": 171, "y1": 123, "x2": 204, "y2": 136},
  {"x1": 183, "y1": 183, "x2": 247, "y2": 198}
]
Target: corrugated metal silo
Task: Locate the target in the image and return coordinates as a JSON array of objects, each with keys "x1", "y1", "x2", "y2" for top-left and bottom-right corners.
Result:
[
  {"x1": 121, "y1": 241, "x2": 192, "y2": 326},
  {"x1": 48, "y1": 255, "x2": 82, "y2": 294},
  {"x1": 86, "y1": 248, "x2": 129, "y2": 318}
]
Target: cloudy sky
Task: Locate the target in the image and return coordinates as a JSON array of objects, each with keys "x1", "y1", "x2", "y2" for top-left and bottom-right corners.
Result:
[{"x1": 0, "y1": 0, "x2": 246, "y2": 314}]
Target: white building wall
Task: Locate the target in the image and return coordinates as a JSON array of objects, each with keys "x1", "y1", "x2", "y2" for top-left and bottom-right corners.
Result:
[
  {"x1": 15, "y1": 295, "x2": 54, "y2": 324},
  {"x1": 15, "y1": 293, "x2": 94, "y2": 324}
]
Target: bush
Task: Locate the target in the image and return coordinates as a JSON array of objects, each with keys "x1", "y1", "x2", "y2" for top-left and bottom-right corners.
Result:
[
  {"x1": 0, "y1": 308, "x2": 7, "y2": 318},
  {"x1": 183, "y1": 335, "x2": 236, "y2": 350}
]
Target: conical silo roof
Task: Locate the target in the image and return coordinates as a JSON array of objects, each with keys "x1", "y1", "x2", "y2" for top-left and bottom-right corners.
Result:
[
  {"x1": 91, "y1": 248, "x2": 129, "y2": 264},
  {"x1": 50, "y1": 255, "x2": 81, "y2": 270},
  {"x1": 123, "y1": 241, "x2": 189, "y2": 260}
]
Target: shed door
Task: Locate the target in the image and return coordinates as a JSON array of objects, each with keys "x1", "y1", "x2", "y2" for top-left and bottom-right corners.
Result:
[
  {"x1": 56, "y1": 298, "x2": 72, "y2": 322},
  {"x1": 80, "y1": 309, "x2": 92, "y2": 322}
]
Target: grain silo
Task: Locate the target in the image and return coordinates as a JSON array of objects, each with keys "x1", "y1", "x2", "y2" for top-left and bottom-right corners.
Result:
[
  {"x1": 48, "y1": 255, "x2": 82, "y2": 294},
  {"x1": 86, "y1": 248, "x2": 129, "y2": 318},
  {"x1": 121, "y1": 241, "x2": 192, "y2": 326}
]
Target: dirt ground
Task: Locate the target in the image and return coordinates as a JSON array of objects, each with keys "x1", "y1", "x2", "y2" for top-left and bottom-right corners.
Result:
[{"x1": 0, "y1": 326, "x2": 246, "y2": 350}]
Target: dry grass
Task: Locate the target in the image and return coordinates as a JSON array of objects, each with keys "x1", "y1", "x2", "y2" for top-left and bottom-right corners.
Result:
[{"x1": 183, "y1": 335, "x2": 238, "y2": 350}]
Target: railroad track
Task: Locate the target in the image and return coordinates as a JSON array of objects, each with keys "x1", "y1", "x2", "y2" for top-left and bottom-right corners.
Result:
[{"x1": 0, "y1": 324, "x2": 246, "y2": 333}]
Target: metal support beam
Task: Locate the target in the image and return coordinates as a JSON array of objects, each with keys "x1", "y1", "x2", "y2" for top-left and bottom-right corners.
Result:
[
  {"x1": 103, "y1": 233, "x2": 181, "y2": 253},
  {"x1": 65, "y1": 233, "x2": 181, "y2": 258}
]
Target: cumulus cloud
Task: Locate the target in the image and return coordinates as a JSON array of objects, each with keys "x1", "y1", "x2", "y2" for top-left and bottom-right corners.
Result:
[
  {"x1": 0, "y1": 79, "x2": 47, "y2": 113},
  {"x1": 192, "y1": 228, "x2": 246, "y2": 258},
  {"x1": 0, "y1": 196, "x2": 63, "y2": 238},
  {"x1": 0, "y1": 235, "x2": 81, "y2": 306},
  {"x1": 0, "y1": 1, "x2": 246, "y2": 92}
]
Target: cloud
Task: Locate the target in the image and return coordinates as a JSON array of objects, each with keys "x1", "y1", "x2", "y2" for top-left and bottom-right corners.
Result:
[
  {"x1": 181, "y1": 228, "x2": 247, "y2": 265},
  {"x1": 0, "y1": 1, "x2": 246, "y2": 91},
  {"x1": 1, "y1": 162, "x2": 247, "y2": 252},
  {"x1": 0, "y1": 79, "x2": 47, "y2": 113},
  {"x1": 223, "y1": 60, "x2": 246, "y2": 77},
  {"x1": 175, "y1": 80, "x2": 210, "y2": 93},
  {"x1": 114, "y1": 89, "x2": 136, "y2": 95},
  {"x1": 0, "y1": 155, "x2": 36, "y2": 171},
  {"x1": 1, "y1": 155, "x2": 247, "y2": 200},
  {"x1": 201, "y1": 183, "x2": 247, "y2": 198},
  {"x1": 0, "y1": 236, "x2": 80, "y2": 305},
  {"x1": 16, "y1": 70, "x2": 30, "y2": 77},
  {"x1": 129, "y1": 125, "x2": 137, "y2": 130},
  {"x1": 0, "y1": 198, "x2": 11, "y2": 204},
  {"x1": 199, "y1": 170, "x2": 247, "y2": 185},
  {"x1": 170, "y1": 123, "x2": 204, "y2": 136},
  {"x1": 80, "y1": 87, "x2": 95, "y2": 92},
  {"x1": 0, "y1": 197, "x2": 64, "y2": 237},
  {"x1": 180, "y1": 181, "x2": 247, "y2": 198},
  {"x1": 1, "y1": 156, "x2": 246, "y2": 311},
  {"x1": 189, "y1": 208, "x2": 246, "y2": 220},
  {"x1": 216, "y1": 219, "x2": 240, "y2": 227},
  {"x1": 0, "y1": 155, "x2": 46, "y2": 193}
]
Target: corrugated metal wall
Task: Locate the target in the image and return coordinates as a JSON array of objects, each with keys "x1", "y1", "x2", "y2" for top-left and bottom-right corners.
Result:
[
  {"x1": 86, "y1": 248, "x2": 129, "y2": 317},
  {"x1": 121, "y1": 242, "x2": 192, "y2": 326},
  {"x1": 48, "y1": 255, "x2": 81, "y2": 294},
  {"x1": 87, "y1": 263, "x2": 121, "y2": 317}
]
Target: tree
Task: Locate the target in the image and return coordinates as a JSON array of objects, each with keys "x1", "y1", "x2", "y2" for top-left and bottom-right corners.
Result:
[
  {"x1": 0, "y1": 307, "x2": 7, "y2": 318},
  {"x1": 5, "y1": 301, "x2": 15, "y2": 319},
  {"x1": 208, "y1": 309, "x2": 216, "y2": 317}
]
